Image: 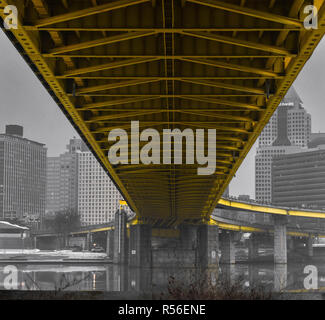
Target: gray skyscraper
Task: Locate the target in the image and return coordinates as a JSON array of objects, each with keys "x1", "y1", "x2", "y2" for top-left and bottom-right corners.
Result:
[
  {"x1": 46, "y1": 137, "x2": 88, "y2": 216},
  {"x1": 0, "y1": 125, "x2": 47, "y2": 221},
  {"x1": 255, "y1": 87, "x2": 311, "y2": 203},
  {"x1": 46, "y1": 137, "x2": 131, "y2": 224},
  {"x1": 78, "y1": 150, "x2": 131, "y2": 226}
]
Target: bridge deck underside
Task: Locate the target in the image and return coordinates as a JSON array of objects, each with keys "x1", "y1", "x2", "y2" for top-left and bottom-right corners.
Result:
[{"x1": 2, "y1": 0, "x2": 325, "y2": 226}]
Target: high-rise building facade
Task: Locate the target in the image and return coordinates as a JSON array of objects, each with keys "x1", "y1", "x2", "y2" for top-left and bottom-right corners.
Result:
[
  {"x1": 255, "y1": 87, "x2": 311, "y2": 203},
  {"x1": 255, "y1": 145, "x2": 302, "y2": 203},
  {"x1": 46, "y1": 137, "x2": 88, "y2": 215},
  {"x1": 46, "y1": 138, "x2": 131, "y2": 225},
  {"x1": 46, "y1": 157, "x2": 61, "y2": 215},
  {"x1": 78, "y1": 151, "x2": 131, "y2": 226},
  {"x1": 258, "y1": 87, "x2": 311, "y2": 148},
  {"x1": 0, "y1": 125, "x2": 47, "y2": 220},
  {"x1": 272, "y1": 147, "x2": 325, "y2": 208}
]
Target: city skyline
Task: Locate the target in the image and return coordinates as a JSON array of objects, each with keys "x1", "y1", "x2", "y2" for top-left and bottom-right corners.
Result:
[{"x1": 1, "y1": 31, "x2": 325, "y2": 199}]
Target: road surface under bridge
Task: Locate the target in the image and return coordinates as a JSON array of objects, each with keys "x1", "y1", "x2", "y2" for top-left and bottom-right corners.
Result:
[{"x1": 1, "y1": 0, "x2": 325, "y2": 226}]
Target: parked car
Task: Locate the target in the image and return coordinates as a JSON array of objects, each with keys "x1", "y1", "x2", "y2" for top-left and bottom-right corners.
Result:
[{"x1": 91, "y1": 246, "x2": 105, "y2": 252}]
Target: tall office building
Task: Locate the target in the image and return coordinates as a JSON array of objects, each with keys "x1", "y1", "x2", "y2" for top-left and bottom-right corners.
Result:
[
  {"x1": 46, "y1": 138, "x2": 131, "y2": 225},
  {"x1": 78, "y1": 151, "x2": 131, "y2": 226},
  {"x1": 258, "y1": 87, "x2": 311, "y2": 148},
  {"x1": 255, "y1": 87, "x2": 311, "y2": 203},
  {"x1": 272, "y1": 135, "x2": 325, "y2": 208},
  {"x1": 255, "y1": 145, "x2": 302, "y2": 203},
  {"x1": 272, "y1": 148, "x2": 325, "y2": 208},
  {"x1": 0, "y1": 125, "x2": 47, "y2": 221},
  {"x1": 46, "y1": 137, "x2": 87, "y2": 215}
]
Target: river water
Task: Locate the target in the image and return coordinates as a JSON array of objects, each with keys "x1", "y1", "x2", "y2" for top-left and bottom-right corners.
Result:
[{"x1": 0, "y1": 259, "x2": 324, "y2": 294}]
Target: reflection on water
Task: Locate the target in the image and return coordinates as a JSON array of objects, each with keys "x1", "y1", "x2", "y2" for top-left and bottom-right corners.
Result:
[{"x1": 0, "y1": 261, "x2": 324, "y2": 293}]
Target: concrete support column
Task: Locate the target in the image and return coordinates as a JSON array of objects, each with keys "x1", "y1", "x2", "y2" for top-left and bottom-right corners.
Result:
[
  {"x1": 274, "y1": 263, "x2": 287, "y2": 292},
  {"x1": 307, "y1": 235, "x2": 314, "y2": 257},
  {"x1": 220, "y1": 231, "x2": 235, "y2": 264},
  {"x1": 106, "y1": 229, "x2": 115, "y2": 259},
  {"x1": 65, "y1": 235, "x2": 70, "y2": 247},
  {"x1": 197, "y1": 225, "x2": 219, "y2": 268},
  {"x1": 110, "y1": 265, "x2": 128, "y2": 292},
  {"x1": 85, "y1": 232, "x2": 92, "y2": 251},
  {"x1": 248, "y1": 233, "x2": 259, "y2": 261},
  {"x1": 129, "y1": 224, "x2": 152, "y2": 268},
  {"x1": 287, "y1": 236, "x2": 295, "y2": 252},
  {"x1": 273, "y1": 216, "x2": 287, "y2": 264},
  {"x1": 33, "y1": 237, "x2": 37, "y2": 249},
  {"x1": 248, "y1": 264, "x2": 259, "y2": 288},
  {"x1": 179, "y1": 224, "x2": 197, "y2": 250},
  {"x1": 113, "y1": 210, "x2": 128, "y2": 264},
  {"x1": 220, "y1": 263, "x2": 236, "y2": 285}
]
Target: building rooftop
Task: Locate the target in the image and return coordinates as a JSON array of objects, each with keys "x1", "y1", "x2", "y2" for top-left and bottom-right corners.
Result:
[
  {"x1": 281, "y1": 86, "x2": 303, "y2": 106},
  {"x1": 0, "y1": 133, "x2": 46, "y2": 147}
]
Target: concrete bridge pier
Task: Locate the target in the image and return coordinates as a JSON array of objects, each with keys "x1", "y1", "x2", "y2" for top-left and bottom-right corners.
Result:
[
  {"x1": 129, "y1": 224, "x2": 152, "y2": 268},
  {"x1": 113, "y1": 210, "x2": 128, "y2": 264},
  {"x1": 197, "y1": 225, "x2": 219, "y2": 268},
  {"x1": 32, "y1": 236, "x2": 37, "y2": 249},
  {"x1": 273, "y1": 215, "x2": 288, "y2": 264},
  {"x1": 179, "y1": 224, "x2": 197, "y2": 250},
  {"x1": 307, "y1": 235, "x2": 314, "y2": 257},
  {"x1": 106, "y1": 229, "x2": 114, "y2": 259},
  {"x1": 274, "y1": 263, "x2": 287, "y2": 292},
  {"x1": 248, "y1": 264, "x2": 259, "y2": 288},
  {"x1": 248, "y1": 233, "x2": 259, "y2": 261},
  {"x1": 220, "y1": 263, "x2": 236, "y2": 285},
  {"x1": 287, "y1": 236, "x2": 295, "y2": 253},
  {"x1": 85, "y1": 232, "x2": 92, "y2": 251},
  {"x1": 220, "y1": 230, "x2": 235, "y2": 264}
]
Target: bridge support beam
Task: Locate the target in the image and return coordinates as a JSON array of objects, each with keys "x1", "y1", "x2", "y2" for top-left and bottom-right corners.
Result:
[
  {"x1": 113, "y1": 210, "x2": 128, "y2": 264},
  {"x1": 129, "y1": 224, "x2": 152, "y2": 268},
  {"x1": 106, "y1": 229, "x2": 114, "y2": 259},
  {"x1": 248, "y1": 264, "x2": 259, "y2": 288},
  {"x1": 287, "y1": 236, "x2": 295, "y2": 252},
  {"x1": 248, "y1": 233, "x2": 259, "y2": 261},
  {"x1": 274, "y1": 263, "x2": 287, "y2": 292},
  {"x1": 307, "y1": 235, "x2": 314, "y2": 257},
  {"x1": 273, "y1": 216, "x2": 287, "y2": 264},
  {"x1": 220, "y1": 263, "x2": 236, "y2": 285},
  {"x1": 220, "y1": 230, "x2": 235, "y2": 264},
  {"x1": 197, "y1": 225, "x2": 219, "y2": 268},
  {"x1": 33, "y1": 237, "x2": 37, "y2": 249},
  {"x1": 179, "y1": 224, "x2": 197, "y2": 250},
  {"x1": 85, "y1": 232, "x2": 92, "y2": 251}
]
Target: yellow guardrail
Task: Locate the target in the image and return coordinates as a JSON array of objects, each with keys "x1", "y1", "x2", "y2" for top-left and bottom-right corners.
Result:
[{"x1": 218, "y1": 198, "x2": 325, "y2": 219}]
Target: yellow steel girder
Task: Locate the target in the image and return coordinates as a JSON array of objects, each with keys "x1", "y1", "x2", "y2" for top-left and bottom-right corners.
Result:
[{"x1": 1, "y1": 0, "x2": 325, "y2": 227}]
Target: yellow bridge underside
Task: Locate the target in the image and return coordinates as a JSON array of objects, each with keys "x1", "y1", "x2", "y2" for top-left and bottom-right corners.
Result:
[{"x1": 2, "y1": 0, "x2": 325, "y2": 226}]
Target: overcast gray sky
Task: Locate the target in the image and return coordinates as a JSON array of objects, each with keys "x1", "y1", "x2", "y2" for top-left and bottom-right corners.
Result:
[{"x1": 1, "y1": 30, "x2": 325, "y2": 198}]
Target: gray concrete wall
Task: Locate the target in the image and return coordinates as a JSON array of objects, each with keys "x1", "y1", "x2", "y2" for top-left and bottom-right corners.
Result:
[{"x1": 152, "y1": 248, "x2": 196, "y2": 268}]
